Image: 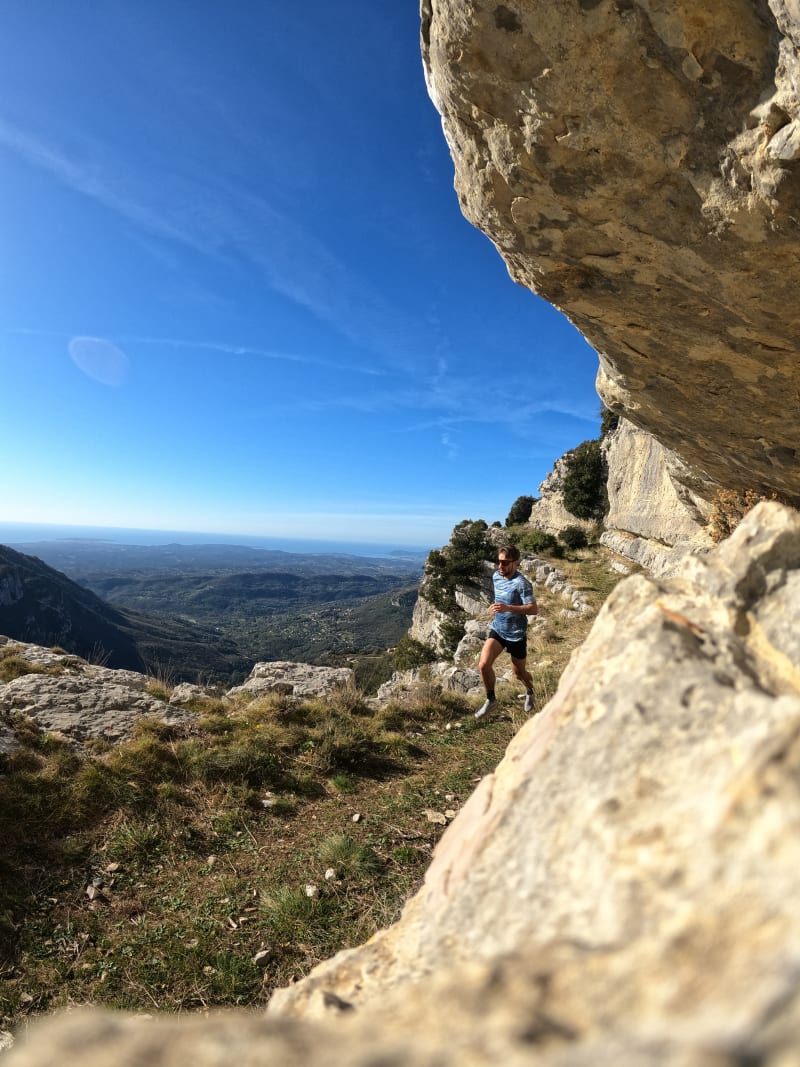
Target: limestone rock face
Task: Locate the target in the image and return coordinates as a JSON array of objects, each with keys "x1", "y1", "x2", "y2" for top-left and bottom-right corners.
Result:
[
  {"x1": 526, "y1": 453, "x2": 595, "y2": 536},
  {"x1": 421, "y1": 0, "x2": 800, "y2": 502},
  {"x1": 408, "y1": 585, "x2": 448, "y2": 648},
  {"x1": 599, "y1": 418, "x2": 714, "y2": 571},
  {"x1": 604, "y1": 419, "x2": 711, "y2": 542},
  {"x1": 227, "y1": 660, "x2": 354, "y2": 699},
  {"x1": 13, "y1": 503, "x2": 800, "y2": 1065}
]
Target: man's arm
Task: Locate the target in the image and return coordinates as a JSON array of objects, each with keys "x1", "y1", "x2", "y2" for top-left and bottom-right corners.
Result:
[{"x1": 492, "y1": 600, "x2": 538, "y2": 616}]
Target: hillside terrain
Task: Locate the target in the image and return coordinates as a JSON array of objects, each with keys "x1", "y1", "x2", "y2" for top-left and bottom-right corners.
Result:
[
  {"x1": 0, "y1": 545, "x2": 241, "y2": 679},
  {"x1": 0, "y1": 541, "x2": 621, "y2": 1034},
  {"x1": 0, "y1": 542, "x2": 423, "y2": 685}
]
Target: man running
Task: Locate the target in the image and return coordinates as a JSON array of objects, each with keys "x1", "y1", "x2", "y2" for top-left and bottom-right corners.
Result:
[{"x1": 475, "y1": 545, "x2": 538, "y2": 719}]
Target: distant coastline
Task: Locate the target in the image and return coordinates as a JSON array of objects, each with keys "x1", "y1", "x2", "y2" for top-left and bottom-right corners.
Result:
[{"x1": 0, "y1": 521, "x2": 431, "y2": 560}]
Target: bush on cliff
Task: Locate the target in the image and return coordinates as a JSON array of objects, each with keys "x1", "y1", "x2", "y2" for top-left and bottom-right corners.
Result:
[
  {"x1": 563, "y1": 440, "x2": 607, "y2": 522},
  {"x1": 424, "y1": 519, "x2": 492, "y2": 615},
  {"x1": 393, "y1": 635, "x2": 438, "y2": 671},
  {"x1": 506, "y1": 527, "x2": 564, "y2": 558},
  {"x1": 505, "y1": 495, "x2": 537, "y2": 527}
]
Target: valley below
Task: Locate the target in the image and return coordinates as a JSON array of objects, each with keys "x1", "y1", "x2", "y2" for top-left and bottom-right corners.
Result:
[{"x1": 2, "y1": 540, "x2": 425, "y2": 686}]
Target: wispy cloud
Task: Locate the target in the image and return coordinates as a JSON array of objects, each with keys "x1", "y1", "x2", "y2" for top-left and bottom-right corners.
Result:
[
  {"x1": 440, "y1": 431, "x2": 459, "y2": 460},
  {"x1": 119, "y1": 336, "x2": 385, "y2": 377},
  {"x1": 292, "y1": 371, "x2": 599, "y2": 433},
  {"x1": 0, "y1": 113, "x2": 431, "y2": 371}
]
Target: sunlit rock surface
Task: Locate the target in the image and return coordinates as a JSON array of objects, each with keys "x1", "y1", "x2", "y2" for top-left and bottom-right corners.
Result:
[{"x1": 421, "y1": 0, "x2": 800, "y2": 502}]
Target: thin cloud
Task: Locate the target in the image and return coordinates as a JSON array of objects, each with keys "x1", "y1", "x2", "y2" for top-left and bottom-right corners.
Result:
[
  {"x1": 120, "y1": 336, "x2": 385, "y2": 377},
  {"x1": 441, "y1": 431, "x2": 459, "y2": 460},
  {"x1": 0, "y1": 114, "x2": 432, "y2": 372}
]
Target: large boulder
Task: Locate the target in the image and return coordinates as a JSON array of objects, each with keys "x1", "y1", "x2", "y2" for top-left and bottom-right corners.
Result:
[
  {"x1": 227, "y1": 660, "x2": 354, "y2": 699},
  {"x1": 421, "y1": 0, "x2": 800, "y2": 503},
  {"x1": 0, "y1": 640, "x2": 191, "y2": 746}
]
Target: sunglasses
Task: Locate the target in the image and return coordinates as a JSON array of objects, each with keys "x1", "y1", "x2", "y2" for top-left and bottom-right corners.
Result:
[{"x1": 497, "y1": 558, "x2": 514, "y2": 565}]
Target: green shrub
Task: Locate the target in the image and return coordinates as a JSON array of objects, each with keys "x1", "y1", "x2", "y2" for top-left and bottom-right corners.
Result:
[
  {"x1": 393, "y1": 636, "x2": 437, "y2": 671},
  {"x1": 508, "y1": 529, "x2": 564, "y2": 558},
  {"x1": 439, "y1": 614, "x2": 467, "y2": 657},
  {"x1": 505, "y1": 495, "x2": 537, "y2": 527},
  {"x1": 562, "y1": 439, "x2": 607, "y2": 521},
  {"x1": 559, "y1": 525, "x2": 589, "y2": 550}
]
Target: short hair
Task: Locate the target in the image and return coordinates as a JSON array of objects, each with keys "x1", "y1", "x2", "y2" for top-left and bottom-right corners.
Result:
[{"x1": 498, "y1": 544, "x2": 520, "y2": 561}]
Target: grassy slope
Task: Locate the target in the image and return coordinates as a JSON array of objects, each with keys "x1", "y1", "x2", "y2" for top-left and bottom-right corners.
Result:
[{"x1": 0, "y1": 546, "x2": 624, "y2": 1032}]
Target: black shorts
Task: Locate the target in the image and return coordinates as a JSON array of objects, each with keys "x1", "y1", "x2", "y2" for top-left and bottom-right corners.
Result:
[{"x1": 487, "y1": 629, "x2": 527, "y2": 661}]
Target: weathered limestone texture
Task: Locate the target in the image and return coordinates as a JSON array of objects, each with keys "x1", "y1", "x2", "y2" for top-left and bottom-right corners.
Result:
[
  {"x1": 421, "y1": 0, "x2": 800, "y2": 502},
  {"x1": 526, "y1": 453, "x2": 595, "y2": 536},
  {"x1": 0, "y1": 640, "x2": 358, "y2": 747},
  {"x1": 0, "y1": 640, "x2": 191, "y2": 746},
  {"x1": 227, "y1": 660, "x2": 354, "y2": 699},
  {"x1": 599, "y1": 418, "x2": 714, "y2": 572},
  {"x1": 604, "y1": 419, "x2": 711, "y2": 543},
  {"x1": 11, "y1": 502, "x2": 800, "y2": 1065}
]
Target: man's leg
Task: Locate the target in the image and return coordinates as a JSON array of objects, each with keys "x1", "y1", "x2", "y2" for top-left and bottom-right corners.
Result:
[
  {"x1": 511, "y1": 655, "x2": 535, "y2": 713},
  {"x1": 476, "y1": 637, "x2": 503, "y2": 718}
]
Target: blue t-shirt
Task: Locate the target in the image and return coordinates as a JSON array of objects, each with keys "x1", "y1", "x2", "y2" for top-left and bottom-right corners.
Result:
[{"x1": 490, "y1": 570, "x2": 536, "y2": 640}]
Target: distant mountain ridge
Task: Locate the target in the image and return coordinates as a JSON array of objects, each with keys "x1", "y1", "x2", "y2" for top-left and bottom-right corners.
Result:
[
  {"x1": 0, "y1": 542, "x2": 421, "y2": 684},
  {"x1": 0, "y1": 544, "x2": 240, "y2": 678}
]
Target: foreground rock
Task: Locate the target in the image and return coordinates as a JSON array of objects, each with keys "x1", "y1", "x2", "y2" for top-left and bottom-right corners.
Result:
[
  {"x1": 9, "y1": 502, "x2": 800, "y2": 1064},
  {"x1": 265, "y1": 502, "x2": 800, "y2": 1055},
  {"x1": 421, "y1": 0, "x2": 800, "y2": 505}
]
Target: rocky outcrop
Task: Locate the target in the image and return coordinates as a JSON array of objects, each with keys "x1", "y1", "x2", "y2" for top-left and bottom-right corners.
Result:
[
  {"x1": 11, "y1": 501, "x2": 800, "y2": 1066},
  {"x1": 526, "y1": 419, "x2": 716, "y2": 572},
  {"x1": 0, "y1": 640, "x2": 356, "y2": 748},
  {"x1": 0, "y1": 640, "x2": 190, "y2": 745},
  {"x1": 599, "y1": 419, "x2": 715, "y2": 573},
  {"x1": 224, "y1": 660, "x2": 354, "y2": 699},
  {"x1": 527, "y1": 453, "x2": 595, "y2": 536},
  {"x1": 407, "y1": 586, "x2": 449, "y2": 649},
  {"x1": 604, "y1": 419, "x2": 711, "y2": 541},
  {"x1": 421, "y1": 0, "x2": 800, "y2": 504}
]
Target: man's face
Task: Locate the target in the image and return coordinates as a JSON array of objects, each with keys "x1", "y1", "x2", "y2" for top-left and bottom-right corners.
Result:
[{"x1": 497, "y1": 554, "x2": 517, "y2": 577}]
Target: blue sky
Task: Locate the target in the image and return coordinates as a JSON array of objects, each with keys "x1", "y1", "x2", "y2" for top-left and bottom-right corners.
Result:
[{"x1": 0, "y1": 2, "x2": 600, "y2": 550}]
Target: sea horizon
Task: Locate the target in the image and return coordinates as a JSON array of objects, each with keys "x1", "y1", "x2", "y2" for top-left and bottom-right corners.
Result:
[{"x1": 0, "y1": 521, "x2": 432, "y2": 560}]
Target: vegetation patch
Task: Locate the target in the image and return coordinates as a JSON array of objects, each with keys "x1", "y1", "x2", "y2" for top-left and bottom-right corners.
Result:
[
  {"x1": 706, "y1": 488, "x2": 794, "y2": 543},
  {"x1": 563, "y1": 439, "x2": 607, "y2": 522}
]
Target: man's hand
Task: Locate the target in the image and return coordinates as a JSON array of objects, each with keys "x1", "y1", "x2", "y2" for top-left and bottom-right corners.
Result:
[{"x1": 491, "y1": 601, "x2": 512, "y2": 615}]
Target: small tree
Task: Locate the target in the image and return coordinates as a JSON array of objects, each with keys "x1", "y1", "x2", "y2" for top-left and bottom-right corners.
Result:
[
  {"x1": 559, "y1": 525, "x2": 588, "y2": 550},
  {"x1": 393, "y1": 635, "x2": 438, "y2": 671},
  {"x1": 505, "y1": 495, "x2": 537, "y2": 527},
  {"x1": 563, "y1": 440, "x2": 607, "y2": 521},
  {"x1": 424, "y1": 520, "x2": 492, "y2": 614}
]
